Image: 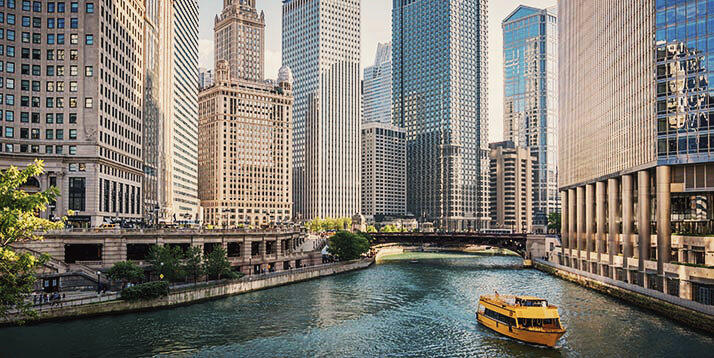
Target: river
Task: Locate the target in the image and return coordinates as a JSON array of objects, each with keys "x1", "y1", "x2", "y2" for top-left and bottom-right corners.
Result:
[{"x1": 1, "y1": 253, "x2": 712, "y2": 357}]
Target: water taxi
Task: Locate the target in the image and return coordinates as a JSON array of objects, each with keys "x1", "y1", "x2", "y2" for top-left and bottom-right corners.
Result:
[{"x1": 476, "y1": 293, "x2": 565, "y2": 347}]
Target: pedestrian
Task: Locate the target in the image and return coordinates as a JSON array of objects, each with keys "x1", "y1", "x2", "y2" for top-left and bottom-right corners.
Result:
[{"x1": 32, "y1": 294, "x2": 37, "y2": 305}]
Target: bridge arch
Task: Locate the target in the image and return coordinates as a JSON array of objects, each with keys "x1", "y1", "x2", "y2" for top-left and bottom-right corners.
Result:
[{"x1": 369, "y1": 232, "x2": 529, "y2": 258}]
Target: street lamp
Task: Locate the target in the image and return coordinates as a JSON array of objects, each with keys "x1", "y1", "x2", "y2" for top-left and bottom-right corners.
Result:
[{"x1": 96, "y1": 271, "x2": 101, "y2": 294}]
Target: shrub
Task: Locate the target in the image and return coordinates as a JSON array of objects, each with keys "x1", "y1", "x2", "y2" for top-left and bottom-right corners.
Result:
[
  {"x1": 327, "y1": 231, "x2": 370, "y2": 261},
  {"x1": 121, "y1": 281, "x2": 169, "y2": 301}
]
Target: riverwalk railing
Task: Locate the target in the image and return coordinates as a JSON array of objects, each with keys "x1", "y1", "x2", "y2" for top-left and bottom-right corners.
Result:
[{"x1": 535, "y1": 259, "x2": 714, "y2": 316}]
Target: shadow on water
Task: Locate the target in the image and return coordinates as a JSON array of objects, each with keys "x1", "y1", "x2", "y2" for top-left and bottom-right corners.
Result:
[{"x1": 0, "y1": 252, "x2": 711, "y2": 357}]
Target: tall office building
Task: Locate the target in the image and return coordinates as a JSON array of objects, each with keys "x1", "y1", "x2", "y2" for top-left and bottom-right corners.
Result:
[
  {"x1": 198, "y1": 67, "x2": 214, "y2": 90},
  {"x1": 0, "y1": 0, "x2": 145, "y2": 227},
  {"x1": 502, "y1": 6, "x2": 558, "y2": 233},
  {"x1": 214, "y1": 0, "x2": 265, "y2": 82},
  {"x1": 361, "y1": 122, "x2": 406, "y2": 217},
  {"x1": 393, "y1": 0, "x2": 490, "y2": 230},
  {"x1": 489, "y1": 141, "x2": 534, "y2": 234},
  {"x1": 198, "y1": 62, "x2": 293, "y2": 227},
  {"x1": 363, "y1": 42, "x2": 392, "y2": 125},
  {"x1": 283, "y1": 0, "x2": 361, "y2": 220},
  {"x1": 171, "y1": 0, "x2": 200, "y2": 222},
  {"x1": 559, "y1": 0, "x2": 714, "y2": 302}
]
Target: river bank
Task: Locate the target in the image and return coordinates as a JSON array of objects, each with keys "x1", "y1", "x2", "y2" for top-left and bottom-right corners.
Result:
[
  {"x1": 534, "y1": 259, "x2": 714, "y2": 335},
  {"x1": 2, "y1": 258, "x2": 374, "y2": 326}
]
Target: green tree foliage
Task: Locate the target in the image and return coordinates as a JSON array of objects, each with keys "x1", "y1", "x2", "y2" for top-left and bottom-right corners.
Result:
[
  {"x1": 0, "y1": 160, "x2": 64, "y2": 319},
  {"x1": 548, "y1": 212, "x2": 561, "y2": 234},
  {"x1": 305, "y1": 217, "x2": 354, "y2": 233},
  {"x1": 327, "y1": 231, "x2": 370, "y2": 261},
  {"x1": 381, "y1": 224, "x2": 398, "y2": 233},
  {"x1": 120, "y1": 281, "x2": 169, "y2": 301},
  {"x1": 184, "y1": 246, "x2": 204, "y2": 283},
  {"x1": 203, "y1": 246, "x2": 236, "y2": 280},
  {"x1": 148, "y1": 245, "x2": 186, "y2": 282},
  {"x1": 366, "y1": 225, "x2": 377, "y2": 233},
  {"x1": 106, "y1": 261, "x2": 144, "y2": 289}
]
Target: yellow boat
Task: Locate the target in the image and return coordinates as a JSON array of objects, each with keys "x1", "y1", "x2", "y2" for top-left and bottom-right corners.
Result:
[{"x1": 477, "y1": 293, "x2": 565, "y2": 347}]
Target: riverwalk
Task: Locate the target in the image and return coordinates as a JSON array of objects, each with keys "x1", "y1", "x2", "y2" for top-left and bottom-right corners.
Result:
[
  {"x1": 2, "y1": 258, "x2": 374, "y2": 326},
  {"x1": 534, "y1": 258, "x2": 714, "y2": 334}
]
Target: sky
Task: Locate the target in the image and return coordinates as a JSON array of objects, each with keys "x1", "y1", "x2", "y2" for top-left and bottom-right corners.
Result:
[{"x1": 198, "y1": 0, "x2": 556, "y2": 143}]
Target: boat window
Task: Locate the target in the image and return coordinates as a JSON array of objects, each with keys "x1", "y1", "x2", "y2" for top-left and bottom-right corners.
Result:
[{"x1": 484, "y1": 308, "x2": 516, "y2": 326}]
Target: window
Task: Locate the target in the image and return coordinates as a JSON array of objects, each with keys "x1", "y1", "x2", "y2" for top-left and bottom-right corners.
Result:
[
  {"x1": 19, "y1": 111, "x2": 27, "y2": 122},
  {"x1": 21, "y1": 0, "x2": 28, "y2": 11},
  {"x1": 46, "y1": 49, "x2": 54, "y2": 60},
  {"x1": 55, "y1": 145, "x2": 62, "y2": 154},
  {"x1": 69, "y1": 128, "x2": 76, "y2": 139},
  {"x1": 68, "y1": 177, "x2": 85, "y2": 211},
  {"x1": 57, "y1": 2, "x2": 65, "y2": 13},
  {"x1": 86, "y1": 3, "x2": 93, "y2": 13},
  {"x1": 69, "y1": 65, "x2": 77, "y2": 76},
  {"x1": 4, "y1": 126, "x2": 13, "y2": 137},
  {"x1": 47, "y1": 18, "x2": 54, "y2": 28},
  {"x1": 70, "y1": 33, "x2": 77, "y2": 45},
  {"x1": 30, "y1": 128, "x2": 38, "y2": 139},
  {"x1": 19, "y1": 127, "x2": 27, "y2": 138},
  {"x1": 84, "y1": 97, "x2": 92, "y2": 108},
  {"x1": 56, "y1": 129, "x2": 63, "y2": 139},
  {"x1": 45, "y1": 113, "x2": 53, "y2": 123},
  {"x1": 69, "y1": 81, "x2": 76, "y2": 92},
  {"x1": 56, "y1": 113, "x2": 63, "y2": 124},
  {"x1": 68, "y1": 145, "x2": 76, "y2": 155},
  {"x1": 84, "y1": 66, "x2": 92, "y2": 76},
  {"x1": 4, "y1": 144, "x2": 12, "y2": 152},
  {"x1": 70, "y1": 2, "x2": 77, "y2": 13},
  {"x1": 46, "y1": 129, "x2": 53, "y2": 139},
  {"x1": 84, "y1": 34, "x2": 93, "y2": 45},
  {"x1": 70, "y1": 18, "x2": 77, "y2": 28},
  {"x1": 44, "y1": 145, "x2": 52, "y2": 154},
  {"x1": 68, "y1": 113, "x2": 76, "y2": 123},
  {"x1": 57, "y1": 18, "x2": 64, "y2": 28}
]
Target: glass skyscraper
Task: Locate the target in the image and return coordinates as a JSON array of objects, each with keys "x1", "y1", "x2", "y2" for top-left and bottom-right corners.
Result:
[
  {"x1": 393, "y1": 0, "x2": 489, "y2": 230},
  {"x1": 502, "y1": 6, "x2": 559, "y2": 232},
  {"x1": 363, "y1": 42, "x2": 392, "y2": 125}
]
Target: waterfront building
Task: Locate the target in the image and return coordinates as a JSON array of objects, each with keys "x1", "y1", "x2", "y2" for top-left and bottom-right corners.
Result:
[
  {"x1": 558, "y1": 0, "x2": 714, "y2": 304},
  {"x1": 198, "y1": 67, "x2": 214, "y2": 90},
  {"x1": 170, "y1": 0, "x2": 200, "y2": 223},
  {"x1": 502, "y1": 6, "x2": 559, "y2": 233},
  {"x1": 488, "y1": 141, "x2": 534, "y2": 234},
  {"x1": 0, "y1": 0, "x2": 146, "y2": 227},
  {"x1": 214, "y1": 0, "x2": 265, "y2": 82},
  {"x1": 362, "y1": 42, "x2": 392, "y2": 125},
  {"x1": 361, "y1": 122, "x2": 406, "y2": 217},
  {"x1": 393, "y1": 0, "x2": 490, "y2": 231},
  {"x1": 282, "y1": 0, "x2": 361, "y2": 220},
  {"x1": 198, "y1": 62, "x2": 293, "y2": 227}
]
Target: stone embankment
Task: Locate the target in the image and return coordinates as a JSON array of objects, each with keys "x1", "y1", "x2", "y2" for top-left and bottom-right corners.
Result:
[
  {"x1": 3, "y1": 258, "x2": 373, "y2": 326},
  {"x1": 534, "y1": 259, "x2": 714, "y2": 334}
]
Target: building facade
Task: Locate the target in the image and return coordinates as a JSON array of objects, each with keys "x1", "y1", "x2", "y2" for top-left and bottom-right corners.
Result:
[
  {"x1": 170, "y1": 0, "x2": 200, "y2": 223},
  {"x1": 558, "y1": 0, "x2": 714, "y2": 304},
  {"x1": 362, "y1": 42, "x2": 392, "y2": 125},
  {"x1": 393, "y1": 0, "x2": 490, "y2": 231},
  {"x1": 0, "y1": 0, "x2": 146, "y2": 227},
  {"x1": 214, "y1": 0, "x2": 265, "y2": 82},
  {"x1": 198, "y1": 62, "x2": 293, "y2": 228},
  {"x1": 198, "y1": 67, "x2": 214, "y2": 90},
  {"x1": 282, "y1": 0, "x2": 361, "y2": 220},
  {"x1": 361, "y1": 122, "x2": 406, "y2": 217},
  {"x1": 488, "y1": 141, "x2": 534, "y2": 233},
  {"x1": 502, "y1": 6, "x2": 558, "y2": 232}
]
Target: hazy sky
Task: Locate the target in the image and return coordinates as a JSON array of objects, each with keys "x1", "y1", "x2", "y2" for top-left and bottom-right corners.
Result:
[{"x1": 198, "y1": 0, "x2": 556, "y2": 142}]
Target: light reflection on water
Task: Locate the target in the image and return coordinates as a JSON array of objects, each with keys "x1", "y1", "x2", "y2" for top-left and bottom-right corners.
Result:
[{"x1": 0, "y1": 253, "x2": 711, "y2": 357}]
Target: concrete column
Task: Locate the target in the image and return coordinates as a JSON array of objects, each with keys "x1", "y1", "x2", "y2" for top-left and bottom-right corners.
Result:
[
  {"x1": 577, "y1": 186, "x2": 586, "y2": 259},
  {"x1": 656, "y1": 166, "x2": 671, "y2": 275},
  {"x1": 585, "y1": 184, "x2": 594, "y2": 263},
  {"x1": 638, "y1": 170, "x2": 651, "y2": 272},
  {"x1": 568, "y1": 188, "x2": 577, "y2": 265},
  {"x1": 607, "y1": 178, "x2": 619, "y2": 269},
  {"x1": 621, "y1": 174, "x2": 634, "y2": 264},
  {"x1": 596, "y1": 181, "x2": 606, "y2": 264}
]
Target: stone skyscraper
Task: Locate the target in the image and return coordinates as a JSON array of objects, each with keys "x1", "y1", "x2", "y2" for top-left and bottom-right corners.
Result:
[
  {"x1": 502, "y1": 6, "x2": 559, "y2": 232},
  {"x1": 214, "y1": 0, "x2": 265, "y2": 82},
  {"x1": 393, "y1": 0, "x2": 490, "y2": 230},
  {"x1": 283, "y1": 0, "x2": 361, "y2": 220}
]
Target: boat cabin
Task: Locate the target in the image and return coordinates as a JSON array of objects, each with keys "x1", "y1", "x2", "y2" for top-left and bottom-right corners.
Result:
[{"x1": 515, "y1": 296, "x2": 548, "y2": 307}]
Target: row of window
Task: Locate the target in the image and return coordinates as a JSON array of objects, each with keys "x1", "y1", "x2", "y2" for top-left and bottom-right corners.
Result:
[
  {"x1": 0, "y1": 142, "x2": 76, "y2": 154},
  {"x1": 0, "y1": 1, "x2": 94, "y2": 14},
  {"x1": 0, "y1": 30, "x2": 93, "y2": 44},
  {"x1": 0, "y1": 111, "x2": 77, "y2": 123},
  {"x1": 0, "y1": 94, "x2": 92, "y2": 107},
  {"x1": 14, "y1": 16, "x2": 81, "y2": 29}
]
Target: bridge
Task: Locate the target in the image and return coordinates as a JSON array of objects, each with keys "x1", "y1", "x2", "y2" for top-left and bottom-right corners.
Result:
[{"x1": 369, "y1": 232, "x2": 531, "y2": 258}]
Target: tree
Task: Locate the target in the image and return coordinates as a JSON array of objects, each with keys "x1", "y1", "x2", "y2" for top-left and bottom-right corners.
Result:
[
  {"x1": 327, "y1": 231, "x2": 370, "y2": 261},
  {"x1": 366, "y1": 225, "x2": 377, "y2": 233},
  {"x1": 548, "y1": 212, "x2": 561, "y2": 234},
  {"x1": 106, "y1": 261, "x2": 144, "y2": 289},
  {"x1": 0, "y1": 160, "x2": 64, "y2": 319},
  {"x1": 148, "y1": 245, "x2": 185, "y2": 282},
  {"x1": 183, "y1": 246, "x2": 204, "y2": 283},
  {"x1": 381, "y1": 224, "x2": 398, "y2": 233},
  {"x1": 203, "y1": 246, "x2": 235, "y2": 280}
]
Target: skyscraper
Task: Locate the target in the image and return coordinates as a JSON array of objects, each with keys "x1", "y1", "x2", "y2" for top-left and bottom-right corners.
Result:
[
  {"x1": 171, "y1": 0, "x2": 200, "y2": 223},
  {"x1": 502, "y1": 5, "x2": 559, "y2": 233},
  {"x1": 363, "y1": 42, "x2": 392, "y2": 125},
  {"x1": 215, "y1": 0, "x2": 265, "y2": 82},
  {"x1": 393, "y1": 0, "x2": 490, "y2": 231},
  {"x1": 361, "y1": 122, "x2": 406, "y2": 217},
  {"x1": 0, "y1": 0, "x2": 145, "y2": 227},
  {"x1": 198, "y1": 67, "x2": 214, "y2": 90},
  {"x1": 489, "y1": 141, "x2": 534, "y2": 234},
  {"x1": 559, "y1": 0, "x2": 714, "y2": 302},
  {"x1": 283, "y1": 0, "x2": 361, "y2": 220}
]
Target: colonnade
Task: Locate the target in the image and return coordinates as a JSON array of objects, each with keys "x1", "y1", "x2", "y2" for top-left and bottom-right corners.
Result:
[{"x1": 559, "y1": 166, "x2": 672, "y2": 286}]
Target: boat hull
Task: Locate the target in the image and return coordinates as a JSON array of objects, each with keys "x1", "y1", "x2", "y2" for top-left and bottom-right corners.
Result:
[{"x1": 477, "y1": 312, "x2": 564, "y2": 347}]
